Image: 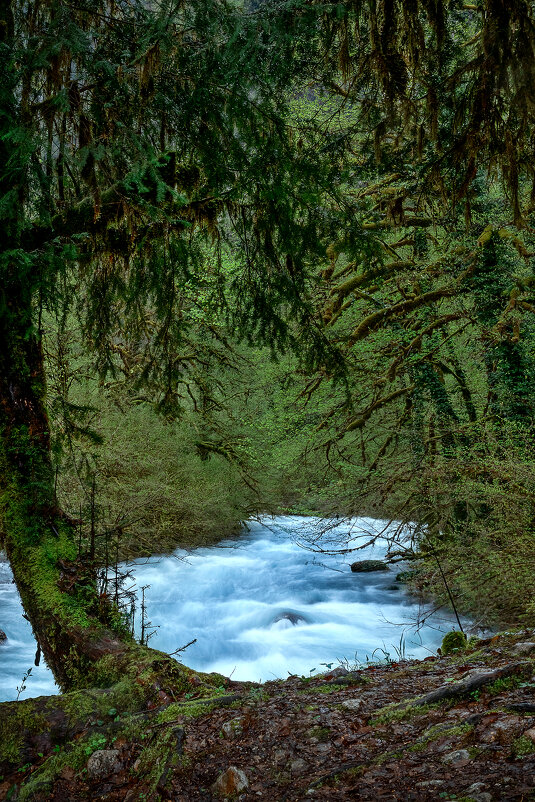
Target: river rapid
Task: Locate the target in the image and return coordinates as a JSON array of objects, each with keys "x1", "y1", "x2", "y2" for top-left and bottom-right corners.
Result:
[{"x1": 0, "y1": 516, "x2": 460, "y2": 701}]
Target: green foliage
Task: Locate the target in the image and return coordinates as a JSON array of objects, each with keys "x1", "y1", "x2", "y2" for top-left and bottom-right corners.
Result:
[
  {"x1": 512, "y1": 735, "x2": 535, "y2": 759},
  {"x1": 82, "y1": 733, "x2": 107, "y2": 757}
]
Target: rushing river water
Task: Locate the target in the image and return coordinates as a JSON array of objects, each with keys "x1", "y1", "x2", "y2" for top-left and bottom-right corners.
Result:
[{"x1": 0, "y1": 516, "x2": 461, "y2": 701}]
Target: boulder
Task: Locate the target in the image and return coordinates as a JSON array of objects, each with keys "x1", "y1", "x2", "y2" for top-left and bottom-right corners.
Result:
[
  {"x1": 211, "y1": 766, "x2": 249, "y2": 797},
  {"x1": 350, "y1": 560, "x2": 389, "y2": 573},
  {"x1": 0, "y1": 630, "x2": 6, "y2": 642}
]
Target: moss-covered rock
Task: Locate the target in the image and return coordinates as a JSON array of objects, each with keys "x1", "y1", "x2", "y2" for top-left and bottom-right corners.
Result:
[{"x1": 441, "y1": 630, "x2": 468, "y2": 655}]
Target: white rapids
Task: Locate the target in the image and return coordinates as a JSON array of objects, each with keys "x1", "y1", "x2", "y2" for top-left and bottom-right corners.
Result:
[{"x1": 0, "y1": 516, "x2": 461, "y2": 701}]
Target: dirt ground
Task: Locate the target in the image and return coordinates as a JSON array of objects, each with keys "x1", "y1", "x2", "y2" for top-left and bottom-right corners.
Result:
[{"x1": 3, "y1": 630, "x2": 535, "y2": 801}]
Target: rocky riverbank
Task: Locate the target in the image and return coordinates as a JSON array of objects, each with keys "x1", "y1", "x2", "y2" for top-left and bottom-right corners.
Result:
[{"x1": 3, "y1": 629, "x2": 535, "y2": 800}]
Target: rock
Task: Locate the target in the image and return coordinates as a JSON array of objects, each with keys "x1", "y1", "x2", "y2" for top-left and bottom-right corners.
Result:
[
  {"x1": 524, "y1": 727, "x2": 535, "y2": 742},
  {"x1": 324, "y1": 666, "x2": 348, "y2": 679},
  {"x1": 512, "y1": 641, "x2": 535, "y2": 656},
  {"x1": 441, "y1": 749, "x2": 471, "y2": 766},
  {"x1": 479, "y1": 716, "x2": 523, "y2": 745},
  {"x1": 211, "y1": 766, "x2": 249, "y2": 797},
  {"x1": 415, "y1": 780, "x2": 445, "y2": 788},
  {"x1": 221, "y1": 717, "x2": 244, "y2": 738},
  {"x1": 350, "y1": 560, "x2": 389, "y2": 573},
  {"x1": 86, "y1": 749, "x2": 122, "y2": 780},
  {"x1": 315, "y1": 743, "x2": 330, "y2": 753},
  {"x1": 0, "y1": 630, "x2": 6, "y2": 642},
  {"x1": 340, "y1": 698, "x2": 363, "y2": 712},
  {"x1": 466, "y1": 782, "x2": 492, "y2": 801},
  {"x1": 272, "y1": 611, "x2": 308, "y2": 626},
  {"x1": 291, "y1": 758, "x2": 307, "y2": 775},
  {"x1": 272, "y1": 749, "x2": 289, "y2": 764}
]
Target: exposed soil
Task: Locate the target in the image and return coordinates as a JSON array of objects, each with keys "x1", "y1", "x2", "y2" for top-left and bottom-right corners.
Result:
[{"x1": 3, "y1": 630, "x2": 535, "y2": 801}]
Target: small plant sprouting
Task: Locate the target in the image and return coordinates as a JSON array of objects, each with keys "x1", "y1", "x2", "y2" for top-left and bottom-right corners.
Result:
[{"x1": 15, "y1": 667, "x2": 33, "y2": 701}]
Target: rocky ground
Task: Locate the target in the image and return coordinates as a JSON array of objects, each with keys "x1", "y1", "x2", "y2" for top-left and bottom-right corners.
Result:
[{"x1": 3, "y1": 630, "x2": 535, "y2": 801}]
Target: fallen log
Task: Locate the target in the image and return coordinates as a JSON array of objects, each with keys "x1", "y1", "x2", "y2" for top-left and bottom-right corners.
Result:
[{"x1": 380, "y1": 661, "x2": 533, "y2": 715}]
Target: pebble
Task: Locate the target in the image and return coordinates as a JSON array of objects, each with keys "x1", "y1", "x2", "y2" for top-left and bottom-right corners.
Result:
[{"x1": 211, "y1": 766, "x2": 249, "y2": 797}]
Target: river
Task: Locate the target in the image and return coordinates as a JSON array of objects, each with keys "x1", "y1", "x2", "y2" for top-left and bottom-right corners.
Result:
[{"x1": 0, "y1": 516, "x2": 461, "y2": 701}]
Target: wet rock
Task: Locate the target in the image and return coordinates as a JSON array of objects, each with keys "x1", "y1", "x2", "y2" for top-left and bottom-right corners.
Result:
[
  {"x1": 0, "y1": 630, "x2": 6, "y2": 642},
  {"x1": 442, "y1": 749, "x2": 471, "y2": 766},
  {"x1": 272, "y1": 612, "x2": 307, "y2": 626},
  {"x1": 512, "y1": 641, "x2": 535, "y2": 656},
  {"x1": 340, "y1": 698, "x2": 363, "y2": 712},
  {"x1": 211, "y1": 766, "x2": 249, "y2": 797},
  {"x1": 350, "y1": 560, "x2": 389, "y2": 573},
  {"x1": 86, "y1": 749, "x2": 122, "y2": 780},
  {"x1": 221, "y1": 717, "x2": 244, "y2": 738}
]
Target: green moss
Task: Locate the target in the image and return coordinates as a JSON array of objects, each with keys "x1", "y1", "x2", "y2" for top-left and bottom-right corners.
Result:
[
  {"x1": 441, "y1": 631, "x2": 468, "y2": 655},
  {"x1": 408, "y1": 723, "x2": 473, "y2": 752},
  {"x1": 306, "y1": 726, "x2": 331, "y2": 742},
  {"x1": 371, "y1": 702, "x2": 438, "y2": 726},
  {"x1": 0, "y1": 706, "x2": 48, "y2": 767},
  {"x1": 17, "y1": 730, "x2": 110, "y2": 802},
  {"x1": 374, "y1": 749, "x2": 403, "y2": 766},
  {"x1": 485, "y1": 675, "x2": 524, "y2": 695},
  {"x1": 301, "y1": 683, "x2": 341, "y2": 695}
]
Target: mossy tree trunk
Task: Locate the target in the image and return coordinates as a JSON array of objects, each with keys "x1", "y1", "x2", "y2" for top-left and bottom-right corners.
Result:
[{"x1": 0, "y1": 0, "x2": 190, "y2": 697}]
